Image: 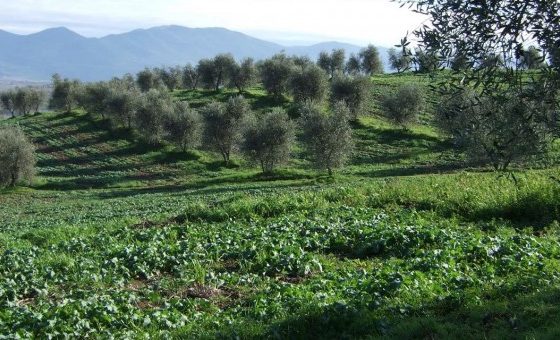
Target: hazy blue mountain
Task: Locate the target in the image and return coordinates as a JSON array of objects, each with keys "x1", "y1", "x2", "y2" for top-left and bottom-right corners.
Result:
[{"x1": 0, "y1": 26, "x2": 390, "y2": 81}]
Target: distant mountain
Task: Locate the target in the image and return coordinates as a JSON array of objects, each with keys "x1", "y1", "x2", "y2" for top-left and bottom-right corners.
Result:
[{"x1": 0, "y1": 26, "x2": 390, "y2": 82}]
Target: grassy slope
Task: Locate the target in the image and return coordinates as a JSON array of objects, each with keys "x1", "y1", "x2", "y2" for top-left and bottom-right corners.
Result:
[{"x1": 0, "y1": 73, "x2": 559, "y2": 338}]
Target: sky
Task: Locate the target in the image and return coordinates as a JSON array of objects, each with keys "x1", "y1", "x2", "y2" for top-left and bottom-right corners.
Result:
[{"x1": 0, "y1": 0, "x2": 427, "y2": 47}]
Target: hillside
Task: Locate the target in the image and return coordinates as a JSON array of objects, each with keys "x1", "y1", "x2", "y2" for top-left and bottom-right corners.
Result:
[
  {"x1": 0, "y1": 26, "x2": 387, "y2": 81},
  {"x1": 0, "y1": 74, "x2": 559, "y2": 338}
]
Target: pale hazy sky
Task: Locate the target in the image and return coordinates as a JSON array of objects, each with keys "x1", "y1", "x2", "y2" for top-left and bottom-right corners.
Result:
[{"x1": 0, "y1": 0, "x2": 426, "y2": 46}]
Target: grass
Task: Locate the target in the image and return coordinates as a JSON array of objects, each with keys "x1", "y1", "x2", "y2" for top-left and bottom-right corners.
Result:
[{"x1": 0, "y1": 73, "x2": 559, "y2": 338}]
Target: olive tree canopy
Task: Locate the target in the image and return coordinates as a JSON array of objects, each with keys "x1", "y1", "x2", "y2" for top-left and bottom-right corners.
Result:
[{"x1": 0, "y1": 126, "x2": 35, "y2": 188}]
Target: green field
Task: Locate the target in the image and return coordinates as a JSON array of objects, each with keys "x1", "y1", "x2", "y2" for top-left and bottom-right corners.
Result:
[{"x1": 1, "y1": 73, "x2": 559, "y2": 338}]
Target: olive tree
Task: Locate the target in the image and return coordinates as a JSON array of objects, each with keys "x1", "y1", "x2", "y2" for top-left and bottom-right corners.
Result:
[
  {"x1": 318, "y1": 49, "x2": 346, "y2": 78},
  {"x1": 330, "y1": 74, "x2": 370, "y2": 120},
  {"x1": 13, "y1": 89, "x2": 32, "y2": 115},
  {"x1": 201, "y1": 96, "x2": 250, "y2": 164},
  {"x1": 49, "y1": 74, "x2": 81, "y2": 113},
  {"x1": 28, "y1": 88, "x2": 44, "y2": 113},
  {"x1": 106, "y1": 87, "x2": 140, "y2": 130},
  {"x1": 158, "y1": 66, "x2": 183, "y2": 91},
  {"x1": 519, "y1": 46, "x2": 546, "y2": 70},
  {"x1": 165, "y1": 102, "x2": 202, "y2": 152},
  {"x1": 260, "y1": 54, "x2": 294, "y2": 99},
  {"x1": 80, "y1": 82, "x2": 111, "y2": 118},
  {"x1": 292, "y1": 55, "x2": 313, "y2": 70},
  {"x1": 13, "y1": 88, "x2": 43, "y2": 116},
  {"x1": 398, "y1": 0, "x2": 560, "y2": 169},
  {"x1": 197, "y1": 58, "x2": 217, "y2": 90},
  {"x1": 300, "y1": 101, "x2": 353, "y2": 175},
  {"x1": 182, "y1": 64, "x2": 199, "y2": 90},
  {"x1": 212, "y1": 54, "x2": 236, "y2": 91},
  {"x1": 359, "y1": 45, "x2": 384, "y2": 75},
  {"x1": 346, "y1": 54, "x2": 362, "y2": 75},
  {"x1": 0, "y1": 90, "x2": 16, "y2": 117},
  {"x1": 135, "y1": 89, "x2": 174, "y2": 145},
  {"x1": 436, "y1": 88, "x2": 554, "y2": 171},
  {"x1": 415, "y1": 49, "x2": 441, "y2": 73},
  {"x1": 0, "y1": 126, "x2": 35, "y2": 188},
  {"x1": 230, "y1": 58, "x2": 257, "y2": 93},
  {"x1": 136, "y1": 68, "x2": 161, "y2": 92},
  {"x1": 242, "y1": 108, "x2": 295, "y2": 173},
  {"x1": 388, "y1": 48, "x2": 412, "y2": 73},
  {"x1": 450, "y1": 53, "x2": 471, "y2": 71},
  {"x1": 289, "y1": 64, "x2": 329, "y2": 104},
  {"x1": 381, "y1": 84, "x2": 424, "y2": 128}
]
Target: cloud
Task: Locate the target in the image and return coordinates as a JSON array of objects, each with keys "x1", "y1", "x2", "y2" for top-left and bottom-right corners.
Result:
[{"x1": 0, "y1": 0, "x2": 426, "y2": 46}]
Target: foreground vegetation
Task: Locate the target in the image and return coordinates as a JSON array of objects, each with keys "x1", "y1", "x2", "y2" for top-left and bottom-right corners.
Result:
[{"x1": 0, "y1": 72, "x2": 559, "y2": 337}]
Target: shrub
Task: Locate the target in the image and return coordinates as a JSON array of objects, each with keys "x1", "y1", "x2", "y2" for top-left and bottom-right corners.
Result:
[
  {"x1": 202, "y1": 96, "x2": 250, "y2": 164},
  {"x1": 0, "y1": 126, "x2": 35, "y2": 188},
  {"x1": 165, "y1": 102, "x2": 202, "y2": 152},
  {"x1": 381, "y1": 84, "x2": 424, "y2": 128},
  {"x1": 300, "y1": 101, "x2": 353, "y2": 175},
  {"x1": 242, "y1": 108, "x2": 295, "y2": 173}
]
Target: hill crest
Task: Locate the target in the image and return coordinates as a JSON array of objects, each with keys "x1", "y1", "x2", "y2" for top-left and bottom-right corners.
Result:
[{"x1": 0, "y1": 26, "x2": 389, "y2": 81}]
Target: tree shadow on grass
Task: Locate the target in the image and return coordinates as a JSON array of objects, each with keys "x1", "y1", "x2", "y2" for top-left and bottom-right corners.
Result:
[
  {"x1": 88, "y1": 171, "x2": 319, "y2": 200},
  {"x1": 252, "y1": 286, "x2": 560, "y2": 339},
  {"x1": 353, "y1": 163, "x2": 467, "y2": 179}
]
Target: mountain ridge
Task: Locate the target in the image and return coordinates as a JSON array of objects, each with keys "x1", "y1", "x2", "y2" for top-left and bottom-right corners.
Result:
[{"x1": 0, "y1": 26, "x2": 390, "y2": 82}]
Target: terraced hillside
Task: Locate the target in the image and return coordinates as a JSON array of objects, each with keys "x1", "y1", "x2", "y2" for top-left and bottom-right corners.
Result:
[{"x1": 1, "y1": 74, "x2": 559, "y2": 338}]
